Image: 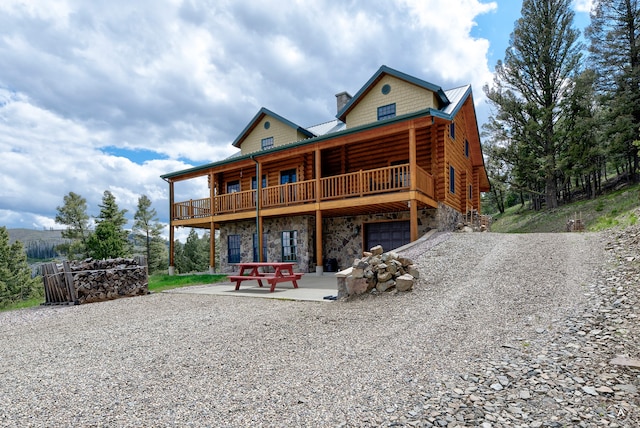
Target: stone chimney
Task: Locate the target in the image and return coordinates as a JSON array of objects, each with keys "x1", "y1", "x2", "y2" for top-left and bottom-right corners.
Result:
[{"x1": 335, "y1": 91, "x2": 352, "y2": 114}]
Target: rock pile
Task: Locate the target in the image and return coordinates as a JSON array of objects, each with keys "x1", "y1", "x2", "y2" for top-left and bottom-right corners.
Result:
[{"x1": 337, "y1": 245, "x2": 419, "y2": 298}]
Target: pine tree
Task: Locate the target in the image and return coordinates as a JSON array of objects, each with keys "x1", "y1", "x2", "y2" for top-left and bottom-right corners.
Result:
[
  {"x1": 133, "y1": 195, "x2": 167, "y2": 273},
  {"x1": 587, "y1": 0, "x2": 640, "y2": 181},
  {"x1": 55, "y1": 191, "x2": 91, "y2": 259},
  {"x1": 484, "y1": 0, "x2": 583, "y2": 208},
  {"x1": 0, "y1": 227, "x2": 42, "y2": 307},
  {"x1": 86, "y1": 191, "x2": 130, "y2": 259}
]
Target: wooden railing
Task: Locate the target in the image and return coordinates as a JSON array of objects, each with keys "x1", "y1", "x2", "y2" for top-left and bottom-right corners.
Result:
[
  {"x1": 217, "y1": 190, "x2": 256, "y2": 214},
  {"x1": 172, "y1": 164, "x2": 435, "y2": 220},
  {"x1": 173, "y1": 198, "x2": 211, "y2": 219},
  {"x1": 262, "y1": 180, "x2": 316, "y2": 208},
  {"x1": 416, "y1": 166, "x2": 434, "y2": 197},
  {"x1": 320, "y1": 164, "x2": 410, "y2": 200}
]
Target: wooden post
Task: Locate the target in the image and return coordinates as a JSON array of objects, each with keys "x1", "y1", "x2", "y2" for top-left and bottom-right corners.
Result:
[
  {"x1": 256, "y1": 160, "x2": 264, "y2": 262},
  {"x1": 210, "y1": 221, "x2": 216, "y2": 272},
  {"x1": 169, "y1": 180, "x2": 175, "y2": 274},
  {"x1": 409, "y1": 124, "x2": 418, "y2": 242},
  {"x1": 316, "y1": 210, "x2": 323, "y2": 273}
]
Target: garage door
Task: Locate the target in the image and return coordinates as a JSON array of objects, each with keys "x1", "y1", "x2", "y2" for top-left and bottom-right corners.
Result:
[{"x1": 365, "y1": 221, "x2": 410, "y2": 252}]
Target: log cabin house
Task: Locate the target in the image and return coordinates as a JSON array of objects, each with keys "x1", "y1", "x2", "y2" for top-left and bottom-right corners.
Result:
[{"x1": 161, "y1": 65, "x2": 490, "y2": 274}]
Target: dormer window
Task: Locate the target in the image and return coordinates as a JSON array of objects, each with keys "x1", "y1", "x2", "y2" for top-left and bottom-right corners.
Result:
[
  {"x1": 377, "y1": 103, "x2": 396, "y2": 121},
  {"x1": 261, "y1": 137, "x2": 274, "y2": 150},
  {"x1": 450, "y1": 123, "x2": 456, "y2": 140},
  {"x1": 465, "y1": 139, "x2": 470, "y2": 158}
]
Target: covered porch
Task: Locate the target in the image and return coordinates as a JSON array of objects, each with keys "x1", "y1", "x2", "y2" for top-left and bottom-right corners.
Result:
[{"x1": 163, "y1": 117, "x2": 450, "y2": 274}]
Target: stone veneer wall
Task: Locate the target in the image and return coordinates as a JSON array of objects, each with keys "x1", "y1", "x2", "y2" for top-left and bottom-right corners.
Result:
[
  {"x1": 219, "y1": 204, "x2": 463, "y2": 273},
  {"x1": 322, "y1": 209, "x2": 439, "y2": 272},
  {"x1": 436, "y1": 202, "x2": 464, "y2": 231},
  {"x1": 219, "y1": 216, "x2": 315, "y2": 273}
]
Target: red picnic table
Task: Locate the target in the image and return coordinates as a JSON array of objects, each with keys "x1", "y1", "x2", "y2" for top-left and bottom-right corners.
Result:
[{"x1": 228, "y1": 262, "x2": 304, "y2": 292}]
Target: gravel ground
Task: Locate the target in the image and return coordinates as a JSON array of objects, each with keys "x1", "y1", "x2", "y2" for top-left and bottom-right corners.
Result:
[{"x1": 0, "y1": 228, "x2": 638, "y2": 427}]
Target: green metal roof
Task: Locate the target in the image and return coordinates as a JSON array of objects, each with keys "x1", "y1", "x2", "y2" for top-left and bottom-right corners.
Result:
[
  {"x1": 337, "y1": 65, "x2": 451, "y2": 122},
  {"x1": 231, "y1": 107, "x2": 315, "y2": 148}
]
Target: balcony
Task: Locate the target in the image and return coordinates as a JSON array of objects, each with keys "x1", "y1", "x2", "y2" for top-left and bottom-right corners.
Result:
[{"x1": 172, "y1": 164, "x2": 434, "y2": 221}]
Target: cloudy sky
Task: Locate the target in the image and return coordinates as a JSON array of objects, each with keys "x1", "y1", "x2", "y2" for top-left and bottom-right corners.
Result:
[{"x1": 0, "y1": 0, "x2": 593, "y2": 240}]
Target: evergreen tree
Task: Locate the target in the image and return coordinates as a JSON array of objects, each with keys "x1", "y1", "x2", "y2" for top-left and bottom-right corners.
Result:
[
  {"x1": 587, "y1": 0, "x2": 640, "y2": 181},
  {"x1": 484, "y1": 0, "x2": 583, "y2": 208},
  {"x1": 182, "y1": 229, "x2": 209, "y2": 273},
  {"x1": 0, "y1": 227, "x2": 42, "y2": 307},
  {"x1": 96, "y1": 190, "x2": 128, "y2": 228},
  {"x1": 86, "y1": 191, "x2": 130, "y2": 259},
  {"x1": 133, "y1": 195, "x2": 167, "y2": 273},
  {"x1": 86, "y1": 222, "x2": 128, "y2": 259},
  {"x1": 55, "y1": 191, "x2": 91, "y2": 258}
]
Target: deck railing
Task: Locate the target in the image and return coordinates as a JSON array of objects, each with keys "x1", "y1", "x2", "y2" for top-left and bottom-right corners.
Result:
[
  {"x1": 172, "y1": 164, "x2": 434, "y2": 220},
  {"x1": 173, "y1": 198, "x2": 211, "y2": 219},
  {"x1": 262, "y1": 180, "x2": 316, "y2": 208},
  {"x1": 217, "y1": 190, "x2": 256, "y2": 214},
  {"x1": 320, "y1": 164, "x2": 410, "y2": 200}
]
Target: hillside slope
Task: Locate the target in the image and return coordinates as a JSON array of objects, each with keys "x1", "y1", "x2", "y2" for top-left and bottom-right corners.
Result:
[{"x1": 489, "y1": 183, "x2": 640, "y2": 233}]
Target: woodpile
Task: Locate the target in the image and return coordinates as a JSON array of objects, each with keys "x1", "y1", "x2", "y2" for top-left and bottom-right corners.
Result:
[
  {"x1": 337, "y1": 245, "x2": 419, "y2": 298},
  {"x1": 42, "y1": 257, "x2": 148, "y2": 305}
]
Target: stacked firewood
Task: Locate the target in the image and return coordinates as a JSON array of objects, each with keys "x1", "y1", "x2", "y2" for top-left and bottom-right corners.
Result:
[{"x1": 70, "y1": 258, "x2": 148, "y2": 304}]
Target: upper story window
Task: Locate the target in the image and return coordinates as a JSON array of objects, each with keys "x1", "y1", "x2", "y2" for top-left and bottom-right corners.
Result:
[
  {"x1": 465, "y1": 139, "x2": 470, "y2": 158},
  {"x1": 227, "y1": 180, "x2": 240, "y2": 193},
  {"x1": 449, "y1": 166, "x2": 455, "y2": 194},
  {"x1": 280, "y1": 169, "x2": 297, "y2": 184},
  {"x1": 251, "y1": 175, "x2": 267, "y2": 189},
  {"x1": 377, "y1": 103, "x2": 396, "y2": 121},
  {"x1": 450, "y1": 123, "x2": 456, "y2": 140},
  {"x1": 261, "y1": 137, "x2": 274, "y2": 150}
]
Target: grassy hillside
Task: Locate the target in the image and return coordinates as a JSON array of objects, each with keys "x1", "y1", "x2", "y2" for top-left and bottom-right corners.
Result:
[{"x1": 489, "y1": 183, "x2": 640, "y2": 233}]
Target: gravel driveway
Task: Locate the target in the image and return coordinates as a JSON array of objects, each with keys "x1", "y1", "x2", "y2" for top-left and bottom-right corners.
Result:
[{"x1": 1, "y1": 231, "x2": 638, "y2": 427}]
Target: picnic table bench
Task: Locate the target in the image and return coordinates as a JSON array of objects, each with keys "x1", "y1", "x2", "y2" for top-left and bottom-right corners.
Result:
[{"x1": 228, "y1": 262, "x2": 304, "y2": 292}]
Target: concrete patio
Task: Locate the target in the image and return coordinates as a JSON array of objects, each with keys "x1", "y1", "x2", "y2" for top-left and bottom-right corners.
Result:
[{"x1": 164, "y1": 272, "x2": 340, "y2": 302}]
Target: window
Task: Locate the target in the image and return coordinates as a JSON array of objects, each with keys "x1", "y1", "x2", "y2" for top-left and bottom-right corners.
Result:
[
  {"x1": 450, "y1": 123, "x2": 455, "y2": 140},
  {"x1": 282, "y1": 230, "x2": 297, "y2": 262},
  {"x1": 227, "y1": 180, "x2": 240, "y2": 193},
  {"x1": 253, "y1": 233, "x2": 268, "y2": 262},
  {"x1": 261, "y1": 137, "x2": 274, "y2": 150},
  {"x1": 468, "y1": 184, "x2": 473, "y2": 201},
  {"x1": 228, "y1": 235, "x2": 241, "y2": 264},
  {"x1": 449, "y1": 166, "x2": 455, "y2": 194},
  {"x1": 377, "y1": 103, "x2": 396, "y2": 121},
  {"x1": 280, "y1": 169, "x2": 297, "y2": 184},
  {"x1": 251, "y1": 175, "x2": 267, "y2": 189},
  {"x1": 465, "y1": 140, "x2": 470, "y2": 158}
]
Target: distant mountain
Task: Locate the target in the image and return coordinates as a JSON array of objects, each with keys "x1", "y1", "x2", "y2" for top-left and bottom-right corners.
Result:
[
  {"x1": 7, "y1": 228, "x2": 67, "y2": 245},
  {"x1": 8, "y1": 229, "x2": 69, "y2": 261}
]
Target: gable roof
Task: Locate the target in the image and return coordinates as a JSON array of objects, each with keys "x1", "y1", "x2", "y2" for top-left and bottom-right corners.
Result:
[
  {"x1": 337, "y1": 65, "x2": 451, "y2": 122},
  {"x1": 232, "y1": 107, "x2": 315, "y2": 148}
]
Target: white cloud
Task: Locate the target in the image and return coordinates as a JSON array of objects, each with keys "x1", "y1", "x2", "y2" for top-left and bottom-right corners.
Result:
[
  {"x1": 573, "y1": 0, "x2": 594, "y2": 13},
  {"x1": 0, "y1": 0, "x2": 500, "y2": 238}
]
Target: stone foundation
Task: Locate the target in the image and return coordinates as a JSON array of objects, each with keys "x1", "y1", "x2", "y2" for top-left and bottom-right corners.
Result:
[
  {"x1": 219, "y1": 216, "x2": 314, "y2": 273},
  {"x1": 218, "y1": 205, "x2": 463, "y2": 274},
  {"x1": 322, "y1": 209, "x2": 438, "y2": 272}
]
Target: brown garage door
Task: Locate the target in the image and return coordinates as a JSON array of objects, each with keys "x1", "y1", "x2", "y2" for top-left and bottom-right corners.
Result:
[{"x1": 365, "y1": 221, "x2": 410, "y2": 252}]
